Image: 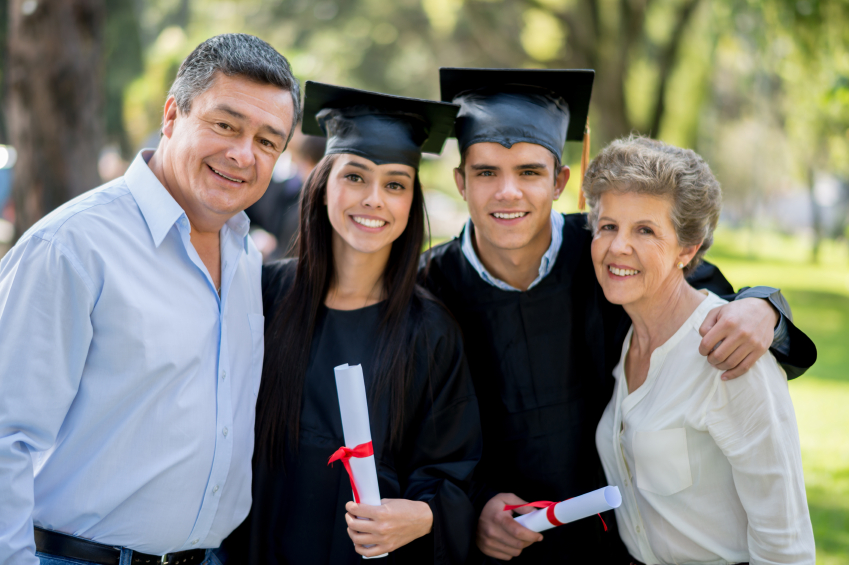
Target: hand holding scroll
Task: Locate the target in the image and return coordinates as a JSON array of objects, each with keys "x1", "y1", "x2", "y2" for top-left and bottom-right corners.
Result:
[
  {"x1": 345, "y1": 499, "x2": 433, "y2": 557},
  {"x1": 476, "y1": 493, "x2": 543, "y2": 561}
]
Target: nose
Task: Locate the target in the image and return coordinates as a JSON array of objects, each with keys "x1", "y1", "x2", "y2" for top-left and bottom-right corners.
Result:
[
  {"x1": 609, "y1": 230, "x2": 632, "y2": 256},
  {"x1": 225, "y1": 135, "x2": 255, "y2": 170},
  {"x1": 493, "y1": 177, "x2": 523, "y2": 202},
  {"x1": 361, "y1": 180, "x2": 384, "y2": 209}
]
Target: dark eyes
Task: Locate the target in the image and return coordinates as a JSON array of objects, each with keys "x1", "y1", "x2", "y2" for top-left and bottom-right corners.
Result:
[
  {"x1": 387, "y1": 182, "x2": 406, "y2": 191},
  {"x1": 519, "y1": 170, "x2": 539, "y2": 176},
  {"x1": 216, "y1": 122, "x2": 232, "y2": 130},
  {"x1": 478, "y1": 170, "x2": 495, "y2": 177},
  {"x1": 599, "y1": 224, "x2": 655, "y2": 235},
  {"x1": 345, "y1": 173, "x2": 364, "y2": 183}
]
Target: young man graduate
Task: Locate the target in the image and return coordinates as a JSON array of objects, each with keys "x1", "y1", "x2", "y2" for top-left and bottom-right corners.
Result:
[{"x1": 420, "y1": 68, "x2": 817, "y2": 563}]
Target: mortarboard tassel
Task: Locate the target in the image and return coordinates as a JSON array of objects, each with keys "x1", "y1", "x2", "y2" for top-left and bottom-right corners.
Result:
[{"x1": 578, "y1": 119, "x2": 590, "y2": 211}]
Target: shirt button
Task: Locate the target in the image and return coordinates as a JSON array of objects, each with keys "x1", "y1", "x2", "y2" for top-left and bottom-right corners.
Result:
[
  {"x1": 221, "y1": 371, "x2": 226, "y2": 380},
  {"x1": 191, "y1": 539, "x2": 199, "y2": 545},
  {"x1": 212, "y1": 485, "x2": 219, "y2": 494},
  {"x1": 222, "y1": 427, "x2": 228, "y2": 437}
]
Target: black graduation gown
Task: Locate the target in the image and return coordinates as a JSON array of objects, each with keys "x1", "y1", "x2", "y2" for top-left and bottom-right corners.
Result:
[
  {"x1": 421, "y1": 212, "x2": 816, "y2": 564},
  {"x1": 223, "y1": 260, "x2": 482, "y2": 565}
]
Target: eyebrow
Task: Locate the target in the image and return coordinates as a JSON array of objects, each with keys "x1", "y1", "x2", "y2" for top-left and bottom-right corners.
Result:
[
  {"x1": 470, "y1": 162, "x2": 549, "y2": 172},
  {"x1": 598, "y1": 216, "x2": 661, "y2": 227},
  {"x1": 514, "y1": 162, "x2": 548, "y2": 171},
  {"x1": 346, "y1": 161, "x2": 412, "y2": 179},
  {"x1": 346, "y1": 161, "x2": 373, "y2": 172},
  {"x1": 214, "y1": 104, "x2": 287, "y2": 140}
]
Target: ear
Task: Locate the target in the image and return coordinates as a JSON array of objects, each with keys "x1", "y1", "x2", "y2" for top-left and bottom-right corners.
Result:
[
  {"x1": 162, "y1": 95, "x2": 179, "y2": 139},
  {"x1": 553, "y1": 166, "x2": 571, "y2": 201},
  {"x1": 677, "y1": 242, "x2": 702, "y2": 269},
  {"x1": 453, "y1": 167, "x2": 467, "y2": 201}
]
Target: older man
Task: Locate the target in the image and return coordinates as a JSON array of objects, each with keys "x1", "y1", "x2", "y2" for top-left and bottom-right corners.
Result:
[{"x1": 0, "y1": 34, "x2": 297, "y2": 565}]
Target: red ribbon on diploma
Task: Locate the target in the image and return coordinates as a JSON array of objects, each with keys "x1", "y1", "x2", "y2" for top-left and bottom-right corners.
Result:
[
  {"x1": 327, "y1": 441, "x2": 374, "y2": 504},
  {"x1": 504, "y1": 500, "x2": 608, "y2": 531}
]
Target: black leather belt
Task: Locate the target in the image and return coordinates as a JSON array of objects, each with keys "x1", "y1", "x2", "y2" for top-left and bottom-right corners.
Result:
[{"x1": 35, "y1": 527, "x2": 208, "y2": 565}]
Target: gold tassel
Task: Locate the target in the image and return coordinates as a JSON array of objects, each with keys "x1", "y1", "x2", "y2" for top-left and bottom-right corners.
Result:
[{"x1": 578, "y1": 119, "x2": 590, "y2": 211}]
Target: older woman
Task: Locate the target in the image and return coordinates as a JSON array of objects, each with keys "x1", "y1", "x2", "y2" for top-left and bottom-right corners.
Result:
[{"x1": 587, "y1": 137, "x2": 815, "y2": 565}]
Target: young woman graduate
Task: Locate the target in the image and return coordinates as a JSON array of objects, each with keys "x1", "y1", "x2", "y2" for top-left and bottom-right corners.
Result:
[{"x1": 219, "y1": 82, "x2": 482, "y2": 565}]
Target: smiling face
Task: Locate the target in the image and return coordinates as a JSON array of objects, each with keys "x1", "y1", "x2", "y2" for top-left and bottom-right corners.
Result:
[
  {"x1": 455, "y1": 142, "x2": 569, "y2": 256},
  {"x1": 325, "y1": 154, "x2": 417, "y2": 259},
  {"x1": 159, "y1": 72, "x2": 295, "y2": 231},
  {"x1": 591, "y1": 190, "x2": 700, "y2": 307}
]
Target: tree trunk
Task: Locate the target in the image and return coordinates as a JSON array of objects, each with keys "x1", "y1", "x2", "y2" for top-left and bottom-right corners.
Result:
[
  {"x1": 808, "y1": 166, "x2": 821, "y2": 263},
  {"x1": 7, "y1": 0, "x2": 104, "y2": 241}
]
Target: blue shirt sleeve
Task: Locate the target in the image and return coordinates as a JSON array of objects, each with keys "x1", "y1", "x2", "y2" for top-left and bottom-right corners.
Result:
[{"x1": 0, "y1": 234, "x2": 95, "y2": 565}]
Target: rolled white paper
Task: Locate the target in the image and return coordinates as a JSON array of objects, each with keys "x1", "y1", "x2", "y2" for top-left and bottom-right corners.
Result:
[
  {"x1": 334, "y1": 363, "x2": 387, "y2": 559},
  {"x1": 514, "y1": 486, "x2": 622, "y2": 533}
]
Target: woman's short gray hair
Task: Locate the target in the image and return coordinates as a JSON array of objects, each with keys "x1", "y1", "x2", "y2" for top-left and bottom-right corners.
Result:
[
  {"x1": 582, "y1": 135, "x2": 722, "y2": 275},
  {"x1": 168, "y1": 33, "x2": 301, "y2": 145}
]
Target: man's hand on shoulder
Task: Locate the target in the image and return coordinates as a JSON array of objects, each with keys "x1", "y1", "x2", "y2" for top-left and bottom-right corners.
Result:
[
  {"x1": 698, "y1": 297, "x2": 779, "y2": 380},
  {"x1": 476, "y1": 493, "x2": 543, "y2": 561}
]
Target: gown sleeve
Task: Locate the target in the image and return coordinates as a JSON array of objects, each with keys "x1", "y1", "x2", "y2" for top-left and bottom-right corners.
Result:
[
  {"x1": 687, "y1": 261, "x2": 817, "y2": 380},
  {"x1": 396, "y1": 301, "x2": 483, "y2": 565}
]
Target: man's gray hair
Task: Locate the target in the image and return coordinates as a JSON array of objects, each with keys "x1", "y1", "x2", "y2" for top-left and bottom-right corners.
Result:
[
  {"x1": 168, "y1": 33, "x2": 301, "y2": 145},
  {"x1": 582, "y1": 135, "x2": 722, "y2": 275}
]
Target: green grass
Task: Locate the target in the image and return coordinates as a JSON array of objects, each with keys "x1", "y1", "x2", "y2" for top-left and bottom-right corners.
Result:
[{"x1": 708, "y1": 227, "x2": 849, "y2": 564}]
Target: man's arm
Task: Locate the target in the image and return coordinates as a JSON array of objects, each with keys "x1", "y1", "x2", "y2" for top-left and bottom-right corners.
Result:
[
  {"x1": 0, "y1": 235, "x2": 94, "y2": 565},
  {"x1": 688, "y1": 261, "x2": 817, "y2": 380}
]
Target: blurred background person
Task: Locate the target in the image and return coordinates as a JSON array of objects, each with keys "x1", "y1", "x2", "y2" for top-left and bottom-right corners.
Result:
[{"x1": 246, "y1": 129, "x2": 326, "y2": 261}]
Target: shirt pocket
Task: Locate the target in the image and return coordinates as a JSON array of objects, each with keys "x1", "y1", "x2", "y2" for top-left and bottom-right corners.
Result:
[
  {"x1": 247, "y1": 313, "x2": 265, "y2": 396},
  {"x1": 633, "y1": 428, "x2": 693, "y2": 496}
]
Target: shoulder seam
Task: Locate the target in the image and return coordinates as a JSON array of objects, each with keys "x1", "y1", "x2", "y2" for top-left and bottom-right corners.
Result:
[
  {"x1": 36, "y1": 182, "x2": 131, "y2": 241},
  {"x1": 30, "y1": 234, "x2": 98, "y2": 301}
]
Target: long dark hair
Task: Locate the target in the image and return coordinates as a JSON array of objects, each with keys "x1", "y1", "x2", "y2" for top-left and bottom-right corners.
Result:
[{"x1": 256, "y1": 153, "x2": 430, "y2": 462}]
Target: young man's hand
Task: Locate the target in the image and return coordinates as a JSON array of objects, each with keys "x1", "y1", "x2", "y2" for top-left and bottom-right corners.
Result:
[
  {"x1": 699, "y1": 297, "x2": 779, "y2": 380},
  {"x1": 476, "y1": 493, "x2": 544, "y2": 560}
]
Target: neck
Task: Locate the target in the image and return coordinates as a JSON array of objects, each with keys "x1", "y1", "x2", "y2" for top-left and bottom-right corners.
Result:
[
  {"x1": 325, "y1": 235, "x2": 390, "y2": 310},
  {"x1": 624, "y1": 275, "x2": 706, "y2": 354},
  {"x1": 473, "y1": 216, "x2": 552, "y2": 291}
]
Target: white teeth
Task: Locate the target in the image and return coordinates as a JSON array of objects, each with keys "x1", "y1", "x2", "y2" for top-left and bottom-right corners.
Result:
[
  {"x1": 211, "y1": 167, "x2": 243, "y2": 183},
  {"x1": 493, "y1": 212, "x2": 527, "y2": 219},
  {"x1": 609, "y1": 266, "x2": 640, "y2": 276},
  {"x1": 352, "y1": 216, "x2": 387, "y2": 228}
]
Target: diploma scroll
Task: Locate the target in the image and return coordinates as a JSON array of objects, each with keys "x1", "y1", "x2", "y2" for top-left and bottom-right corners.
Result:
[
  {"x1": 513, "y1": 486, "x2": 622, "y2": 533},
  {"x1": 333, "y1": 363, "x2": 387, "y2": 559}
]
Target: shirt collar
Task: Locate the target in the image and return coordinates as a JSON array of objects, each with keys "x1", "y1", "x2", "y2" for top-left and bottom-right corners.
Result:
[
  {"x1": 461, "y1": 209, "x2": 563, "y2": 292},
  {"x1": 125, "y1": 150, "x2": 252, "y2": 250}
]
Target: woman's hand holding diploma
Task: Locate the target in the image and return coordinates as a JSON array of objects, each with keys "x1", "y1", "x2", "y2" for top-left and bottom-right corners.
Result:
[
  {"x1": 476, "y1": 493, "x2": 544, "y2": 561},
  {"x1": 345, "y1": 499, "x2": 434, "y2": 557}
]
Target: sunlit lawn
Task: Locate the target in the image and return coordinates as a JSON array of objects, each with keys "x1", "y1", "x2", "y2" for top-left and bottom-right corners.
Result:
[{"x1": 708, "y1": 227, "x2": 849, "y2": 564}]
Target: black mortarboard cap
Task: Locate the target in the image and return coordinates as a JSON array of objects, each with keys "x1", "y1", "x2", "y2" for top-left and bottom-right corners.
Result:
[
  {"x1": 302, "y1": 81, "x2": 460, "y2": 170},
  {"x1": 439, "y1": 68, "x2": 594, "y2": 159}
]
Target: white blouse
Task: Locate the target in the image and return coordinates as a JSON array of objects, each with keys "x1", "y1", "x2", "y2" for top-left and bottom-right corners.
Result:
[{"x1": 595, "y1": 291, "x2": 815, "y2": 565}]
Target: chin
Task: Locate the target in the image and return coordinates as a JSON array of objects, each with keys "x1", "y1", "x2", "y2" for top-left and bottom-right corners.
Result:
[{"x1": 600, "y1": 286, "x2": 639, "y2": 306}]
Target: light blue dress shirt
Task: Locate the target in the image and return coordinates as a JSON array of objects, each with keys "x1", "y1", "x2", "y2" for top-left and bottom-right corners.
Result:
[
  {"x1": 461, "y1": 209, "x2": 564, "y2": 291},
  {"x1": 0, "y1": 151, "x2": 264, "y2": 564}
]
